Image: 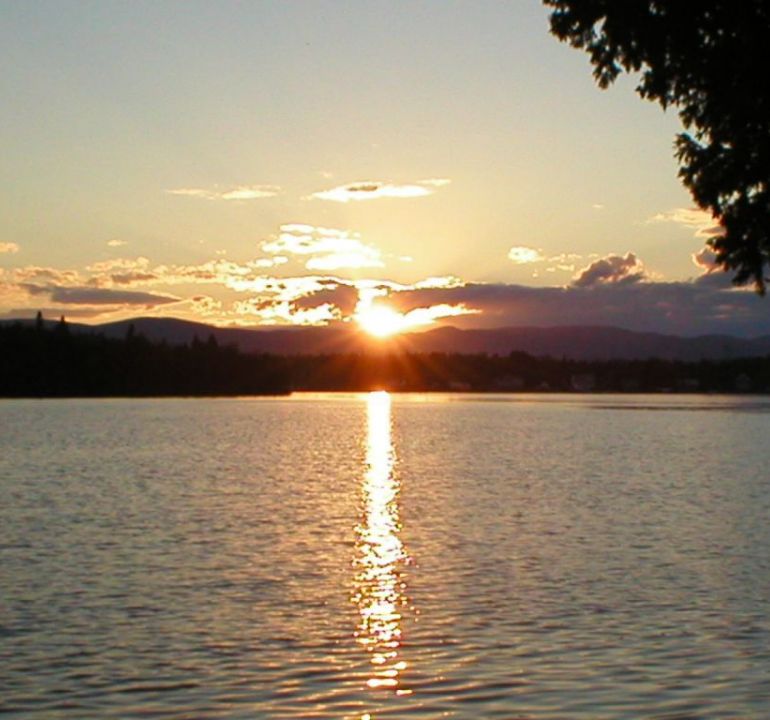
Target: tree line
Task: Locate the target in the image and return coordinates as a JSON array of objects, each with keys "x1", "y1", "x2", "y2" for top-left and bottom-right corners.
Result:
[
  {"x1": 285, "y1": 351, "x2": 769, "y2": 394},
  {"x1": 0, "y1": 315, "x2": 290, "y2": 397},
  {"x1": 2, "y1": 315, "x2": 769, "y2": 396}
]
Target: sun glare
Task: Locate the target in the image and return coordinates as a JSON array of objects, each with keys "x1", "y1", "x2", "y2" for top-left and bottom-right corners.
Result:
[
  {"x1": 353, "y1": 391, "x2": 410, "y2": 693},
  {"x1": 356, "y1": 305, "x2": 407, "y2": 338}
]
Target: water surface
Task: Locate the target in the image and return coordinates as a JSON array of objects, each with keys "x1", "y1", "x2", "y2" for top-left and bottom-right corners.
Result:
[{"x1": 1, "y1": 393, "x2": 769, "y2": 718}]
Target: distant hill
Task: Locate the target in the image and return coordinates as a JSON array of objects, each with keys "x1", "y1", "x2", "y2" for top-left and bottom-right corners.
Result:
[
  {"x1": 5, "y1": 316, "x2": 770, "y2": 360},
  {"x1": 401, "y1": 325, "x2": 770, "y2": 362}
]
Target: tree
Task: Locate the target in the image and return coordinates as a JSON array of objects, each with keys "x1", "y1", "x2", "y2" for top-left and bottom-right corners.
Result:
[{"x1": 545, "y1": 0, "x2": 770, "y2": 291}]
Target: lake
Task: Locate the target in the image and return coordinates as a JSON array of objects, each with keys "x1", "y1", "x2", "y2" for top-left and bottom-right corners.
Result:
[{"x1": 1, "y1": 393, "x2": 769, "y2": 718}]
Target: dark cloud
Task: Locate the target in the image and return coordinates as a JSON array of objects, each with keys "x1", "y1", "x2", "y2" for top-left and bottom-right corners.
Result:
[
  {"x1": 292, "y1": 284, "x2": 359, "y2": 314},
  {"x1": 23, "y1": 285, "x2": 180, "y2": 306},
  {"x1": 385, "y1": 280, "x2": 770, "y2": 337},
  {"x1": 572, "y1": 253, "x2": 646, "y2": 288},
  {"x1": 110, "y1": 272, "x2": 160, "y2": 285}
]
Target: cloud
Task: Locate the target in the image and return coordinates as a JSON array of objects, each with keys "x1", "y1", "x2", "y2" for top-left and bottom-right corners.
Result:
[
  {"x1": 86, "y1": 257, "x2": 150, "y2": 273},
  {"x1": 310, "y1": 179, "x2": 450, "y2": 202},
  {"x1": 252, "y1": 256, "x2": 288, "y2": 268},
  {"x1": 378, "y1": 274, "x2": 770, "y2": 336},
  {"x1": 5, "y1": 249, "x2": 770, "y2": 336},
  {"x1": 572, "y1": 252, "x2": 646, "y2": 288},
  {"x1": 232, "y1": 298, "x2": 341, "y2": 326},
  {"x1": 24, "y1": 285, "x2": 180, "y2": 306},
  {"x1": 11, "y1": 266, "x2": 82, "y2": 285},
  {"x1": 507, "y1": 248, "x2": 586, "y2": 273},
  {"x1": 394, "y1": 303, "x2": 479, "y2": 328},
  {"x1": 83, "y1": 258, "x2": 161, "y2": 287},
  {"x1": 167, "y1": 185, "x2": 279, "y2": 201},
  {"x1": 413, "y1": 276, "x2": 465, "y2": 290},
  {"x1": 691, "y1": 248, "x2": 734, "y2": 288},
  {"x1": 0, "y1": 242, "x2": 20, "y2": 254},
  {"x1": 222, "y1": 273, "x2": 475, "y2": 328},
  {"x1": 649, "y1": 207, "x2": 723, "y2": 238},
  {"x1": 692, "y1": 247, "x2": 719, "y2": 274},
  {"x1": 110, "y1": 271, "x2": 162, "y2": 286},
  {"x1": 549, "y1": 252, "x2": 583, "y2": 270},
  {"x1": 263, "y1": 224, "x2": 383, "y2": 270},
  {"x1": 508, "y1": 246, "x2": 545, "y2": 264},
  {"x1": 99, "y1": 258, "x2": 288, "y2": 289},
  {"x1": 107, "y1": 239, "x2": 127, "y2": 247},
  {"x1": 293, "y1": 284, "x2": 359, "y2": 315},
  {"x1": 189, "y1": 295, "x2": 222, "y2": 315},
  {"x1": 223, "y1": 274, "x2": 342, "y2": 302}
]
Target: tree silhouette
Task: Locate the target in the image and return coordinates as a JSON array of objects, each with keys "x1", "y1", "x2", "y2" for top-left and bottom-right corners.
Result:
[
  {"x1": 2, "y1": 319, "x2": 769, "y2": 395},
  {"x1": 545, "y1": 0, "x2": 770, "y2": 291}
]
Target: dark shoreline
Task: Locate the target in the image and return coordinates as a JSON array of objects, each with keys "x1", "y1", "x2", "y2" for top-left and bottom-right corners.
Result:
[
  {"x1": 3, "y1": 389, "x2": 770, "y2": 400},
  {"x1": 4, "y1": 318, "x2": 770, "y2": 397}
]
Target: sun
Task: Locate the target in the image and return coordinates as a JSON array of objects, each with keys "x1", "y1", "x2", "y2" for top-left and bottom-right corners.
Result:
[{"x1": 356, "y1": 304, "x2": 408, "y2": 338}]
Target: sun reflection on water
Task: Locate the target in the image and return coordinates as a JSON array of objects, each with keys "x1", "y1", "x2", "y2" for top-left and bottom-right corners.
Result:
[{"x1": 353, "y1": 391, "x2": 411, "y2": 695}]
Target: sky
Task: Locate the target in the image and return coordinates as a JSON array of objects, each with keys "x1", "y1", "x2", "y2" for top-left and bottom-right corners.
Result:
[{"x1": 2, "y1": 0, "x2": 769, "y2": 336}]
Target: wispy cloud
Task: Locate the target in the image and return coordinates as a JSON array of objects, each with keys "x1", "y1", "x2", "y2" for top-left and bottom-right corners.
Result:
[
  {"x1": 12, "y1": 266, "x2": 82, "y2": 285},
  {"x1": 167, "y1": 185, "x2": 280, "y2": 201},
  {"x1": 263, "y1": 224, "x2": 384, "y2": 270},
  {"x1": 310, "y1": 178, "x2": 450, "y2": 203},
  {"x1": 649, "y1": 207, "x2": 723, "y2": 238},
  {"x1": 86, "y1": 257, "x2": 150, "y2": 273},
  {"x1": 0, "y1": 242, "x2": 20, "y2": 254},
  {"x1": 508, "y1": 247, "x2": 585, "y2": 273},
  {"x1": 106, "y1": 239, "x2": 127, "y2": 247},
  {"x1": 508, "y1": 246, "x2": 545, "y2": 264}
]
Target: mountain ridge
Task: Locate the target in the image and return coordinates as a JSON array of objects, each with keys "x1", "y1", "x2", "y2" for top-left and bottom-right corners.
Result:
[{"x1": 6, "y1": 316, "x2": 770, "y2": 361}]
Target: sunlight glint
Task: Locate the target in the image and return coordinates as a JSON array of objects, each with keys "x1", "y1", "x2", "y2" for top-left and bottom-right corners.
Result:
[{"x1": 352, "y1": 391, "x2": 410, "y2": 694}]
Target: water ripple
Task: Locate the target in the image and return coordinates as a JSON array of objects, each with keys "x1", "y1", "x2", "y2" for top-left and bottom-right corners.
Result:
[{"x1": 1, "y1": 395, "x2": 769, "y2": 717}]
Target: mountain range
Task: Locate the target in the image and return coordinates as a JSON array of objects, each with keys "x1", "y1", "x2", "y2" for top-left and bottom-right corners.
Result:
[{"x1": 14, "y1": 316, "x2": 770, "y2": 361}]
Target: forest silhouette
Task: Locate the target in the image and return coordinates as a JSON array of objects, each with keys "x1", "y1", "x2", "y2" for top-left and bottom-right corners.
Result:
[{"x1": 2, "y1": 314, "x2": 769, "y2": 397}]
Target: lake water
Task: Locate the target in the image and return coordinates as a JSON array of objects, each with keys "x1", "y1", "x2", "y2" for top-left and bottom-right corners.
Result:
[{"x1": 1, "y1": 393, "x2": 769, "y2": 718}]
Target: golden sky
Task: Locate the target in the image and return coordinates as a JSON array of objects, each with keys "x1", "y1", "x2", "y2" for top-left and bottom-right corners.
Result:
[{"x1": 2, "y1": 1, "x2": 766, "y2": 335}]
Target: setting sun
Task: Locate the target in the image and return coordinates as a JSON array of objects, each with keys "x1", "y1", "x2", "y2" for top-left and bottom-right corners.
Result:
[{"x1": 356, "y1": 305, "x2": 408, "y2": 338}]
